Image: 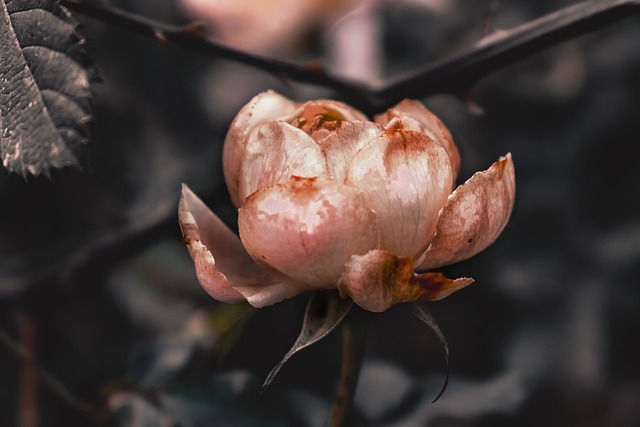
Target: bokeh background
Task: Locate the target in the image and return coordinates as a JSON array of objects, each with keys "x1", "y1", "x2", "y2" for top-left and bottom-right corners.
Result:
[{"x1": 1, "y1": 0, "x2": 640, "y2": 426}]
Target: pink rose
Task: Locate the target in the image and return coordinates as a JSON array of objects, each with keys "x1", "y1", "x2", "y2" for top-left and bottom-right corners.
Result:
[{"x1": 179, "y1": 91, "x2": 515, "y2": 312}]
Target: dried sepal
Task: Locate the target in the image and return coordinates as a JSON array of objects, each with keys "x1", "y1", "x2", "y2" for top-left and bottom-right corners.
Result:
[{"x1": 262, "y1": 291, "x2": 353, "y2": 391}]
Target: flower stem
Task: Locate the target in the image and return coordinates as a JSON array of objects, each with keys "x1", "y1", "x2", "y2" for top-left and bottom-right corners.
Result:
[
  {"x1": 0, "y1": 320, "x2": 98, "y2": 417},
  {"x1": 17, "y1": 312, "x2": 38, "y2": 427},
  {"x1": 328, "y1": 311, "x2": 367, "y2": 427}
]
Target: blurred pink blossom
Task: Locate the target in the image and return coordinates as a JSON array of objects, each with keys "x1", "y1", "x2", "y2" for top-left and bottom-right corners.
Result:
[
  {"x1": 179, "y1": 0, "x2": 361, "y2": 53},
  {"x1": 179, "y1": 91, "x2": 515, "y2": 312}
]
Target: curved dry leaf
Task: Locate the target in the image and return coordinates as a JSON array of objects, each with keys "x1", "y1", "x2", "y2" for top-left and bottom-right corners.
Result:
[
  {"x1": 262, "y1": 291, "x2": 353, "y2": 391},
  {"x1": 409, "y1": 302, "x2": 450, "y2": 403},
  {"x1": 1, "y1": 0, "x2": 94, "y2": 176}
]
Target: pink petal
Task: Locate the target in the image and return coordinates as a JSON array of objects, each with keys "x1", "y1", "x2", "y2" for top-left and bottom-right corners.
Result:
[
  {"x1": 338, "y1": 249, "x2": 474, "y2": 312},
  {"x1": 238, "y1": 177, "x2": 379, "y2": 287},
  {"x1": 238, "y1": 121, "x2": 329, "y2": 203},
  {"x1": 284, "y1": 99, "x2": 368, "y2": 142},
  {"x1": 417, "y1": 153, "x2": 516, "y2": 270},
  {"x1": 223, "y1": 91, "x2": 300, "y2": 207},
  {"x1": 345, "y1": 129, "x2": 454, "y2": 259},
  {"x1": 179, "y1": 184, "x2": 307, "y2": 307},
  {"x1": 375, "y1": 100, "x2": 461, "y2": 175},
  {"x1": 317, "y1": 120, "x2": 384, "y2": 182}
]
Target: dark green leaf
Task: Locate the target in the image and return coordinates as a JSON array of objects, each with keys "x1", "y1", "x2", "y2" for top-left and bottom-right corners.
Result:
[
  {"x1": 409, "y1": 302, "x2": 450, "y2": 403},
  {"x1": 262, "y1": 291, "x2": 353, "y2": 392},
  {"x1": 1, "y1": 0, "x2": 94, "y2": 176}
]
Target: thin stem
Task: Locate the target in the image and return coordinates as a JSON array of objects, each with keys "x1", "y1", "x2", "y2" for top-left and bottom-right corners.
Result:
[
  {"x1": 17, "y1": 313, "x2": 38, "y2": 427},
  {"x1": 376, "y1": 0, "x2": 640, "y2": 105},
  {"x1": 59, "y1": 0, "x2": 373, "y2": 109},
  {"x1": 328, "y1": 314, "x2": 367, "y2": 427},
  {"x1": 61, "y1": 0, "x2": 640, "y2": 113},
  {"x1": 0, "y1": 322, "x2": 98, "y2": 417}
]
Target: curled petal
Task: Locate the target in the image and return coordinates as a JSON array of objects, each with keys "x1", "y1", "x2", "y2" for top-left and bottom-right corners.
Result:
[
  {"x1": 346, "y1": 130, "x2": 454, "y2": 258},
  {"x1": 179, "y1": 184, "x2": 306, "y2": 307},
  {"x1": 238, "y1": 177, "x2": 379, "y2": 287},
  {"x1": 223, "y1": 91, "x2": 300, "y2": 207},
  {"x1": 375, "y1": 100, "x2": 461, "y2": 175},
  {"x1": 339, "y1": 250, "x2": 474, "y2": 312},
  {"x1": 285, "y1": 99, "x2": 368, "y2": 142},
  {"x1": 239, "y1": 121, "x2": 328, "y2": 203},
  {"x1": 417, "y1": 153, "x2": 516, "y2": 270},
  {"x1": 317, "y1": 120, "x2": 384, "y2": 182}
]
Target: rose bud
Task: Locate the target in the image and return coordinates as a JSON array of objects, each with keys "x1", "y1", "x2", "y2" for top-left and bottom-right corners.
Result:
[{"x1": 179, "y1": 91, "x2": 515, "y2": 312}]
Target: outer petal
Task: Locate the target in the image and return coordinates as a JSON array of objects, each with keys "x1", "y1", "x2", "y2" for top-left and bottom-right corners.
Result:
[
  {"x1": 179, "y1": 184, "x2": 306, "y2": 307},
  {"x1": 285, "y1": 99, "x2": 368, "y2": 142},
  {"x1": 317, "y1": 120, "x2": 384, "y2": 182},
  {"x1": 417, "y1": 153, "x2": 516, "y2": 270},
  {"x1": 238, "y1": 121, "x2": 328, "y2": 203},
  {"x1": 375, "y1": 100, "x2": 461, "y2": 175},
  {"x1": 223, "y1": 91, "x2": 299, "y2": 207},
  {"x1": 346, "y1": 129, "x2": 454, "y2": 258},
  {"x1": 238, "y1": 177, "x2": 379, "y2": 287},
  {"x1": 338, "y1": 249, "x2": 474, "y2": 312}
]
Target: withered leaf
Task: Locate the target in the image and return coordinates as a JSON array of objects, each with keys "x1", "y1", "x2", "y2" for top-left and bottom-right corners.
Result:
[
  {"x1": 409, "y1": 302, "x2": 450, "y2": 403},
  {"x1": 1, "y1": 0, "x2": 93, "y2": 176},
  {"x1": 262, "y1": 291, "x2": 353, "y2": 391}
]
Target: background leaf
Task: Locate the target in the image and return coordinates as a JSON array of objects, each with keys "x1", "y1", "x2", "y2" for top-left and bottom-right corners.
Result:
[
  {"x1": 0, "y1": 0, "x2": 93, "y2": 176},
  {"x1": 212, "y1": 304, "x2": 256, "y2": 364},
  {"x1": 262, "y1": 292, "x2": 353, "y2": 391}
]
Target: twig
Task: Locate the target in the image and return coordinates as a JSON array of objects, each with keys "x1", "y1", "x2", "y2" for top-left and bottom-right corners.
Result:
[
  {"x1": 61, "y1": 0, "x2": 640, "y2": 113},
  {"x1": 376, "y1": 0, "x2": 640, "y2": 104},
  {"x1": 59, "y1": 0, "x2": 373, "y2": 109},
  {"x1": 328, "y1": 313, "x2": 367, "y2": 427},
  {"x1": 0, "y1": 322, "x2": 98, "y2": 417},
  {"x1": 1, "y1": 184, "x2": 230, "y2": 300},
  {"x1": 18, "y1": 313, "x2": 38, "y2": 427}
]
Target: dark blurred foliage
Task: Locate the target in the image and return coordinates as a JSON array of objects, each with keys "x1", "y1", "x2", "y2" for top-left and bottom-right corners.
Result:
[{"x1": 1, "y1": 0, "x2": 640, "y2": 426}]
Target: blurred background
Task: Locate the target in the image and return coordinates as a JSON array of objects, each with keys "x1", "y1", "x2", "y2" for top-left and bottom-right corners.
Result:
[{"x1": 1, "y1": 0, "x2": 639, "y2": 426}]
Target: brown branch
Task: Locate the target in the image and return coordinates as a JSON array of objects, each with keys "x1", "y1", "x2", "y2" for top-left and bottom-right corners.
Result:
[
  {"x1": 376, "y1": 0, "x2": 640, "y2": 105},
  {"x1": 17, "y1": 313, "x2": 38, "y2": 427},
  {"x1": 328, "y1": 312, "x2": 367, "y2": 427},
  {"x1": 0, "y1": 322, "x2": 98, "y2": 417},
  {"x1": 62, "y1": 0, "x2": 640, "y2": 114},
  {"x1": 59, "y1": 0, "x2": 373, "y2": 109}
]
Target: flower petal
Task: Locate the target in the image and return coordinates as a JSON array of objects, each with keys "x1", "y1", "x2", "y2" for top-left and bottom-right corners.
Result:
[
  {"x1": 317, "y1": 120, "x2": 384, "y2": 182},
  {"x1": 338, "y1": 249, "x2": 474, "y2": 312},
  {"x1": 223, "y1": 91, "x2": 300, "y2": 207},
  {"x1": 345, "y1": 129, "x2": 454, "y2": 258},
  {"x1": 179, "y1": 184, "x2": 306, "y2": 307},
  {"x1": 239, "y1": 121, "x2": 328, "y2": 203},
  {"x1": 238, "y1": 177, "x2": 379, "y2": 287},
  {"x1": 417, "y1": 153, "x2": 516, "y2": 270},
  {"x1": 285, "y1": 99, "x2": 368, "y2": 142},
  {"x1": 375, "y1": 100, "x2": 461, "y2": 175}
]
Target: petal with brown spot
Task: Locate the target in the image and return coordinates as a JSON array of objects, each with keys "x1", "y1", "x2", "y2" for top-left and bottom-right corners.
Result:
[
  {"x1": 239, "y1": 121, "x2": 328, "y2": 203},
  {"x1": 417, "y1": 153, "x2": 516, "y2": 270},
  {"x1": 346, "y1": 130, "x2": 454, "y2": 258},
  {"x1": 179, "y1": 184, "x2": 306, "y2": 307},
  {"x1": 338, "y1": 249, "x2": 474, "y2": 312},
  {"x1": 318, "y1": 120, "x2": 384, "y2": 182},
  {"x1": 375, "y1": 100, "x2": 460, "y2": 175},
  {"x1": 238, "y1": 177, "x2": 379, "y2": 287},
  {"x1": 223, "y1": 91, "x2": 299, "y2": 207}
]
